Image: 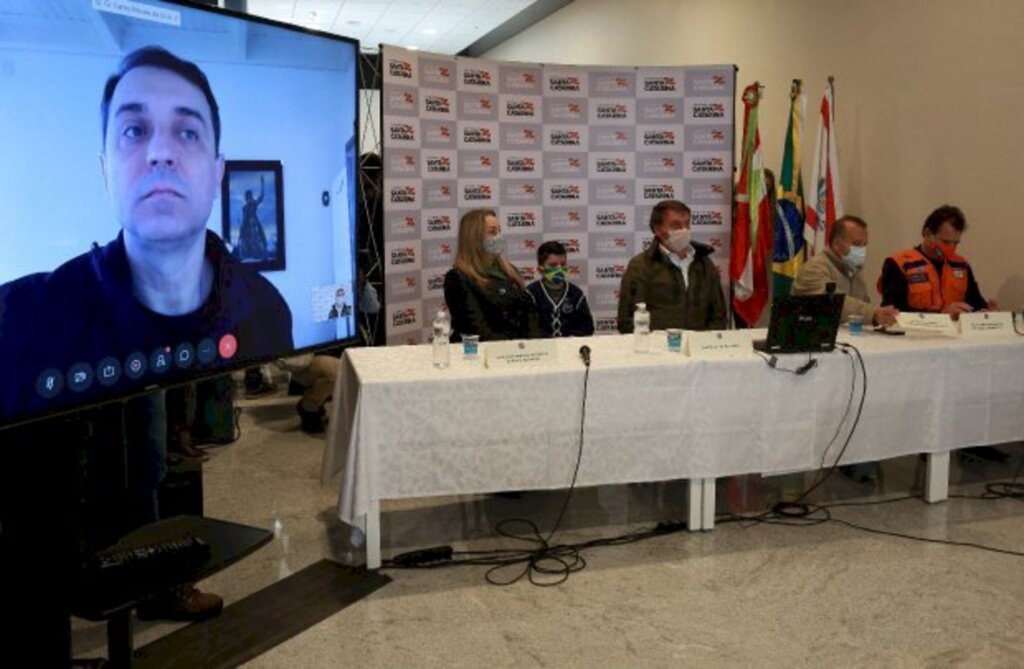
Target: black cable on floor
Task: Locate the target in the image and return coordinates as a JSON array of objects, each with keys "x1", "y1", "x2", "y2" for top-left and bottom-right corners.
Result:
[
  {"x1": 983, "y1": 452, "x2": 1024, "y2": 500},
  {"x1": 387, "y1": 476, "x2": 1024, "y2": 582},
  {"x1": 387, "y1": 354, "x2": 596, "y2": 586},
  {"x1": 386, "y1": 342, "x2": 1023, "y2": 580},
  {"x1": 719, "y1": 489, "x2": 1024, "y2": 558},
  {"x1": 791, "y1": 342, "x2": 868, "y2": 506},
  {"x1": 828, "y1": 516, "x2": 1024, "y2": 557},
  {"x1": 946, "y1": 445, "x2": 1024, "y2": 502},
  {"x1": 735, "y1": 342, "x2": 864, "y2": 525}
]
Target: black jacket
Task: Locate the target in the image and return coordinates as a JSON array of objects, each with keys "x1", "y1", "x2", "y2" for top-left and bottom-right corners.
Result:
[
  {"x1": 443, "y1": 267, "x2": 540, "y2": 342},
  {"x1": 617, "y1": 241, "x2": 727, "y2": 333},
  {"x1": 0, "y1": 231, "x2": 293, "y2": 426},
  {"x1": 526, "y1": 281, "x2": 595, "y2": 337}
]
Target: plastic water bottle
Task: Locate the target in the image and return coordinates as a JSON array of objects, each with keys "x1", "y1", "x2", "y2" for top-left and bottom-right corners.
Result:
[
  {"x1": 432, "y1": 310, "x2": 451, "y2": 369},
  {"x1": 633, "y1": 302, "x2": 651, "y2": 353}
]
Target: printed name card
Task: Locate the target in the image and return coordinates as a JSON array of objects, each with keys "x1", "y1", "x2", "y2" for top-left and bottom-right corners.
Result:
[
  {"x1": 895, "y1": 312, "x2": 958, "y2": 336},
  {"x1": 485, "y1": 339, "x2": 558, "y2": 369},
  {"x1": 687, "y1": 330, "x2": 752, "y2": 360},
  {"x1": 958, "y1": 311, "x2": 1015, "y2": 338}
]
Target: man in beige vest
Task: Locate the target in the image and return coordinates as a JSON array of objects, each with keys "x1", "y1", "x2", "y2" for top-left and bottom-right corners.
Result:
[{"x1": 792, "y1": 215, "x2": 898, "y2": 327}]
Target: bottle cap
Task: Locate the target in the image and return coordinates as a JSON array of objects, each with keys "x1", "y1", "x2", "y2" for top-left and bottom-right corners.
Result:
[{"x1": 636, "y1": 302, "x2": 646, "y2": 309}]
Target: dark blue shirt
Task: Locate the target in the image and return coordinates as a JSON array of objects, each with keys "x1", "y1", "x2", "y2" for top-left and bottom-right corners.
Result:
[
  {"x1": 527, "y1": 281, "x2": 595, "y2": 338},
  {"x1": 0, "y1": 231, "x2": 292, "y2": 427}
]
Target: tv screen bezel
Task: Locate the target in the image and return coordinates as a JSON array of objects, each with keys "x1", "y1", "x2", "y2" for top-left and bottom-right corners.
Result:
[{"x1": 0, "y1": 0, "x2": 362, "y2": 432}]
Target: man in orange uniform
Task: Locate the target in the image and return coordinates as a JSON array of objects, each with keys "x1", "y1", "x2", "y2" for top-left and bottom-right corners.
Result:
[
  {"x1": 878, "y1": 204, "x2": 994, "y2": 317},
  {"x1": 879, "y1": 204, "x2": 1006, "y2": 463}
]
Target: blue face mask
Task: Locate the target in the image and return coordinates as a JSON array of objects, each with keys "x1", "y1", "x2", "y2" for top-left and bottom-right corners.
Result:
[{"x1": 843, "y1": 245, "x2": 867, "y2": 270}]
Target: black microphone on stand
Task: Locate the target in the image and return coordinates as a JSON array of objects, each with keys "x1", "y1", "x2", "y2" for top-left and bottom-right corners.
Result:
[{"x1": 579, "y1": 345, "x2": 591, "y2": 368}]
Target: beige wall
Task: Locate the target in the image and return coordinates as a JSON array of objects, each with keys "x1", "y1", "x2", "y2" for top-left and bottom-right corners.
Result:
[{"x1": 486, "y1": 0, "x2": 1024, "y2": 309}]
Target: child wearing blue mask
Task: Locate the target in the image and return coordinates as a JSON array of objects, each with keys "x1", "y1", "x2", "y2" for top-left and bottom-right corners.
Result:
[{"x1": 527, "y1": 241, "x2": 595, "y2": 338}]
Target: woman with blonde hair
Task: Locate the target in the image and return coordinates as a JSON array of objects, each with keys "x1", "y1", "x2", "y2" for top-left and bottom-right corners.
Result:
[{"x1": 443, "y1": 209, "x2": 539, "y2": 341}]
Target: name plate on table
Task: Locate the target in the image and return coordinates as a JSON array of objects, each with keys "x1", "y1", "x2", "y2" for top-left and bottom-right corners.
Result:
[
  {"x1": 687, "y1": 330, "x2": 752, "y2": 360},
  {"x1": 896, "y1": 312, "x2": 958, "y2": 336},
  {"x1": 958, "y1": 311, "x2": 1015, "y2": 338},
  {"x1": 484, "y1": 339, "x2": 558, "y2": 369}
]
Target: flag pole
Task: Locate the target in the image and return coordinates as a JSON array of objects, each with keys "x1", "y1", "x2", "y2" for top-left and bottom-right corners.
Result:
[
  {"x1": 827, "y1": 75, "x2": 835, "y2": 121},
  {"x1": 787, "y1": 78, "x2": 802, "y2": 203}
]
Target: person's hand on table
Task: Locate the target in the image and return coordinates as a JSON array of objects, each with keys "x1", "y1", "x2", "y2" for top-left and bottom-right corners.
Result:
[
  {"x1": 873, "y1": 305, "x2": 899, "y2": 327},
  {"x1": 942, "y1": 302, "x2": 973, "y2": 320}
]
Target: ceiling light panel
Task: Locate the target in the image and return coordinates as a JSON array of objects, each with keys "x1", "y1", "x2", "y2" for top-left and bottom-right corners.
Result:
[{"x1": 245, "y1": 0, "x2": 538, "y2": 54}]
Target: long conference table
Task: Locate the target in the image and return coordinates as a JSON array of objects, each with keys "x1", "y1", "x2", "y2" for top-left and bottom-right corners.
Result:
[{"x1": 321, "y1": 329, "x2": 1024, "y2": 569}]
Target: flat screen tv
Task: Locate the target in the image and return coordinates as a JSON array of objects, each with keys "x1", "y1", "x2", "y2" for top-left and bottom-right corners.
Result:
[{"x1": 0, "y1": 0, "x2": 360, "y2": 428}]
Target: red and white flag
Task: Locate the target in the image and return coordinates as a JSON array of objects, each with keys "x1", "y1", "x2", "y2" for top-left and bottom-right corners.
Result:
[
  {"x1": 730, "y1": 83, "x2": 772, "y2": 325},
  {"x1": 804, "y1": 79, "x2": 843, "y2": 255}
]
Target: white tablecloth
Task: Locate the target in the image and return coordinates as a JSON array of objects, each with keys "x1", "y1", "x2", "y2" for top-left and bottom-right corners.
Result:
[{"x1": 323, "y1": 331, "x2": 1024, "y2": 527}]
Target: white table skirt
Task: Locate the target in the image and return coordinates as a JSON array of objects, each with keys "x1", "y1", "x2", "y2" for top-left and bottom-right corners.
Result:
[{"x1": 323, "y1": 331, "x2": 1024, "y2": 529}]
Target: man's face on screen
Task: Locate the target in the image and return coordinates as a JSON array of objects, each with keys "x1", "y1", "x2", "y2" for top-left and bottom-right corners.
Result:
[{"x1": 100, "y1": 66, "x2": 224, "y2": 245}]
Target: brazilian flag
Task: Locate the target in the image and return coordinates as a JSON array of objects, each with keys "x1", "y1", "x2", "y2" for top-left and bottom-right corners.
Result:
[{"x1": 772, "y1": 80, "x2": 806, "y2": 297}]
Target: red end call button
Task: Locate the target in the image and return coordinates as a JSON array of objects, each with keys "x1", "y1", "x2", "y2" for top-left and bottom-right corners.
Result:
[{"x1": 218, "y1": 334, "x2": 238, "y2": 359}]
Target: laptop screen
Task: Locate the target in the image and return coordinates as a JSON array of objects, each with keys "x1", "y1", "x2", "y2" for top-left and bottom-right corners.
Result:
[{"x1": 763, "y1": 293, "x2": 845, "y2": 353}]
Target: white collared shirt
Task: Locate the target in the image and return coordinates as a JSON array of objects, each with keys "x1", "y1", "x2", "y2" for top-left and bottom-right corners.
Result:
[{"x1": 660, "y1": 243, "x2": 694, "y2": 289}]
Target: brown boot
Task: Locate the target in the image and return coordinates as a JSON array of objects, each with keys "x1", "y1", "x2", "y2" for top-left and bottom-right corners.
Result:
[
  {"x1": 168, "y1": 431, "x2": 209, "y2": 462},
  {"x1": 136, "y1": 584, "x2": 223, "y2": 622}
]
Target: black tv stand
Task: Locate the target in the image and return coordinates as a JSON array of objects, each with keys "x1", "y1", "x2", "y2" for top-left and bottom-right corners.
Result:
[{"x1": 72, "y1": 515, "x2": 272, "y2": 668}]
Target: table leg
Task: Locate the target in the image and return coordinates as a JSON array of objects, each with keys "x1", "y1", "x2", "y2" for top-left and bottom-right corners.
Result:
[
  {"x1": 365, "y1": 498, "x2": 382, "y2": 569},
  {"x1": 925, "y1": 451, "x2": 950, "y2": 503},
  {"x1": 701, "y1": 477, "x2": 716, "y2": 531},
  {"x1": 106, "y1": 608, "x2": 134, "y2": 668},
  {"x1": 687, "y1": 479, "x2": 702, "y2": 531}
]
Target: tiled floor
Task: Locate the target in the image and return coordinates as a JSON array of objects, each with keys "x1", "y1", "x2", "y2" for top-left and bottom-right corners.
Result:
[{"x1": 73, "y1": 389, "x2": 1024, "y2": 667}]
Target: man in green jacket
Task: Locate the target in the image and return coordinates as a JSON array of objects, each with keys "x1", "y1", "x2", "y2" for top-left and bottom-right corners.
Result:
[{"x1": 617, "y1": 200, "x2": 727, "y2": 333}]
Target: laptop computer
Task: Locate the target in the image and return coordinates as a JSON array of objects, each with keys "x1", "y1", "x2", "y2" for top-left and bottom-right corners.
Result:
[{"x1": 753, "y1": 293, "x2": 846, "y2": 353}]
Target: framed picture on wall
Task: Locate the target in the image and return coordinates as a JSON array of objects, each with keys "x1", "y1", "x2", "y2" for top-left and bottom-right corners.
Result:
[{"x1": 221, "y1": 160, "x2": 286, "y2": 272}]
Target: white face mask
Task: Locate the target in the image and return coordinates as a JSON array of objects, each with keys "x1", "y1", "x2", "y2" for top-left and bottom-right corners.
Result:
[
  {"x1": 483, "y1": 235, "x2": 505, "y2": 255},
  {"x1": 843, "y1": 244, "x2": 867, "y2": 269},
  {"x1": 663, "y1": 228, "x2": 691, "y2": 254}
]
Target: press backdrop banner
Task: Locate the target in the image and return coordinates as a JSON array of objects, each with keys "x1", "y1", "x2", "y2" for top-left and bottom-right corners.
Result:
[{"x1": 381, "y1": 46, "x2": 735, "y2": 344}]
